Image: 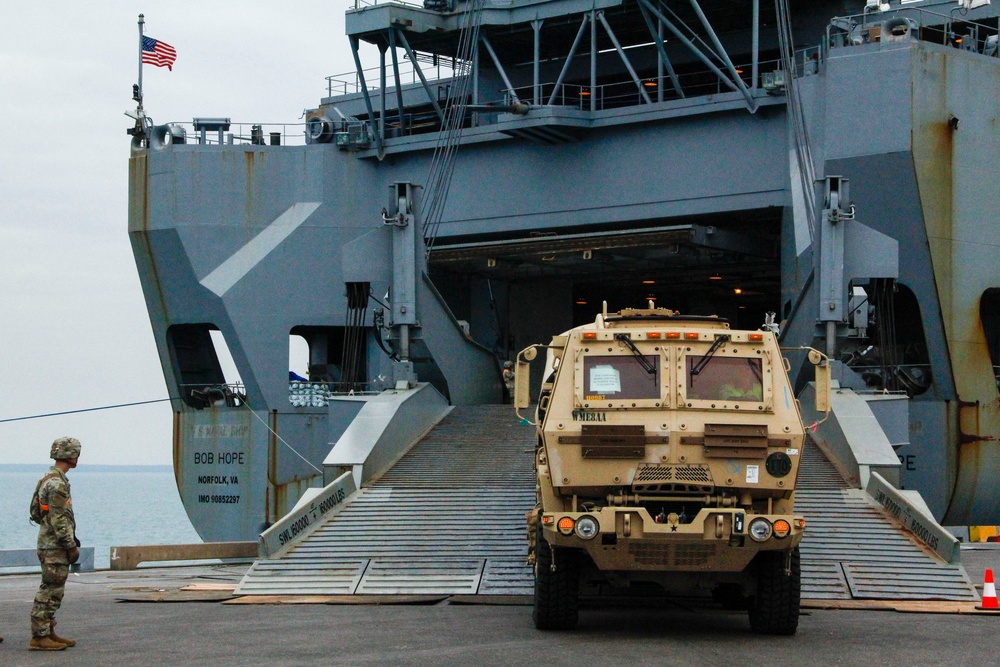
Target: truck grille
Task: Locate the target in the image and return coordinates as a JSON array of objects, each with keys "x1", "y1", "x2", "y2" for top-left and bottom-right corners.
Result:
[
  {"x1": 633, "y1": 464, "x2": 713, "y2": 493},
  {"x1": 627, "y1": 541, "x2": 718, "y2": 567}
]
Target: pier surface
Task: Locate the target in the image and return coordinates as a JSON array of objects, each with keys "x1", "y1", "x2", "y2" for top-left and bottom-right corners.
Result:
[{"x1": 2, "y1": 546, "x2": 999, "y2": 666}]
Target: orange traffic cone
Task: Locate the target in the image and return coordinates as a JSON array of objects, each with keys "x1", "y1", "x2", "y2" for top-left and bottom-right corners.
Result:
[{"x1": 978, "y1": 569, "x2": 999, "y2": 610}]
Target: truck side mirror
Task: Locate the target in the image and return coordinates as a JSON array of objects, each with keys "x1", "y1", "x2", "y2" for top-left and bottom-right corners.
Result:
[
  {"x1": 808, "y1": 349, "x2": 832, "y2": 414},
  {"x1": 514, "y1": 346, "x2": 538, "y2": 410}
]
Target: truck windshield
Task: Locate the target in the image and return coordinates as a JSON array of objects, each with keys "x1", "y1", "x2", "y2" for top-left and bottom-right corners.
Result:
[
  {"x1": 583, "y1": 355, "x2": 660, "y2": 400},
  {"x1": 686, "y1": 356, "x2": 763, "y2": 401}
]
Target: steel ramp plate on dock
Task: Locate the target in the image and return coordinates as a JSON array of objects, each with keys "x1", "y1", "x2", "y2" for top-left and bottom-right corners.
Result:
[
  {"x1": 236, "y1": 405, "x2": 536, "y2": 597},
  {"x1": 355, "y1": 559, "x2": 486, "y2": 595},
  {"x1": 237, "y1": 409, "x2": 978, "y2": 602},
  {"x1": 842, "y1": 563, "x2": 978, "y2": 601},
  {"x1": 236, "y1": 559, "x2": 368, "y2": 596},
  {"x1": 796, "y1": 439, "x2": 978, "y2": 602}
]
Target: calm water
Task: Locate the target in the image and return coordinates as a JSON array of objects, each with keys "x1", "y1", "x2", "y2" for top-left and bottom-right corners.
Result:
[{"x1": 0, "y1": 465, "x2": 201, "y2": 569}]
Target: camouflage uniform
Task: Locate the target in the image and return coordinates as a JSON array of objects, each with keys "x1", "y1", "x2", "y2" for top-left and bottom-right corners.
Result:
[{"x1": 30, "y1": 441, "x2": 79, "y2": 640}]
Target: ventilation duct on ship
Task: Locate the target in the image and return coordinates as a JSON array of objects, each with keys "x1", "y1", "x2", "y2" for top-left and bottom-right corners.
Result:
[
  {"x1": 306, "y1": 116, "x2": 336, "y2": 144},
  {"x1": 149, "y1": 123, "x2": 186, "y2": 150}
]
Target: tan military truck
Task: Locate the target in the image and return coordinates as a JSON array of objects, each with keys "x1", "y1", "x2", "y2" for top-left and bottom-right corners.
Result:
[{"x1": 514, "y1": 305, "x2": 829, "y2": 634}]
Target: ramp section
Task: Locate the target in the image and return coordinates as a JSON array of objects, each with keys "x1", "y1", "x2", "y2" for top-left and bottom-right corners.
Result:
[
  {"x1": 239, "y1": 414, "x2": 977, "y2": 601},
  {"x1": 797, "y1": 440, "x2": 977, "y2": 601},
  {"x1": 237, "y1": 405, "x2": 536, "y2": 596}
]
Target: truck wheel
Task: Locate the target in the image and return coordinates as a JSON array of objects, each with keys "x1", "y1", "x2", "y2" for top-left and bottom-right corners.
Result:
[
  {"x1": 748, "y1": 547, "x2": 800, "y2": 635},
  {"x1": 533, "y1": 525, "x2": 579, "y2": 630}
]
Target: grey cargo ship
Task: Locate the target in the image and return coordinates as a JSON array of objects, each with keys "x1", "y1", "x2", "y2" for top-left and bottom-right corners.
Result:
[{"x1": 128, "y1": 0, "x2": 1000, "y2": 543}]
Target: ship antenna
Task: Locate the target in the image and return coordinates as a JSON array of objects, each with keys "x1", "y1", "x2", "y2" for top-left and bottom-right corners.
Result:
[{"x1": 137, "y1": 14, "x2": 145, "y2": 115}]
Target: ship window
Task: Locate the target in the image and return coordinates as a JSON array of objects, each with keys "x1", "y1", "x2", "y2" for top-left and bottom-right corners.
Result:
[
  {"x1": 167, "y1": 324, "x2": 244, "y2": 409},
  {"x1": 582, "y1": 355, "x2": 660, "y2": 400},
  {"x1": 289, "y1": 326, "x2": 345, "y2": 384},
  {"x1": 981, "y1": 288, "x2": 1000, "y2": 393},
  {"x1": 288, "y1": 325, "x2": 372, "y2": 406},
  {"x1": 289, "y1": 334, "x2": 309, "y2": 381},
  {"x1": 844, "y1": 280, "x2": 932, "y2": 396},
  {"x1": 686, "y1": 356, "x2": 763, "y2": 402},
  {"x1": 287, "y1": 331, "x2": 331, "y2": 408},
  {"x1": 210, "y1": 330, "x2": 243, "y2": 386}
]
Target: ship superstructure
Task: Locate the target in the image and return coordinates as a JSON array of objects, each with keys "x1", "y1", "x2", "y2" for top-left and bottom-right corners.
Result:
[{"x1": 129, "y1": 0, "x2": 1000, "y2": 542}]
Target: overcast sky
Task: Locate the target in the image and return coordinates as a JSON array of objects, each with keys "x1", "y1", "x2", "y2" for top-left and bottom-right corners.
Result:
[{"x1": 0, "y1": 3, "x2": 364, "y2": 464}]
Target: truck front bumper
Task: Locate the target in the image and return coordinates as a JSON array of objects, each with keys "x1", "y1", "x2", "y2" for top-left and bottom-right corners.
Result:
[{"x1": 541, "y1": 507, "x2": 803, "y2": 572}]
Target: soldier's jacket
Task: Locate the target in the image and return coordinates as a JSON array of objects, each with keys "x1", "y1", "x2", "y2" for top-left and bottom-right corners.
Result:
[{"x1": 36, "y1": 467, "x2": 76, "y2": 551}]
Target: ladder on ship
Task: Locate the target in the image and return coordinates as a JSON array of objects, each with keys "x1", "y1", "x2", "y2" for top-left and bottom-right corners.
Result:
[{"x1": 235, "y1": 407, "x2": 977, "y2": 601}]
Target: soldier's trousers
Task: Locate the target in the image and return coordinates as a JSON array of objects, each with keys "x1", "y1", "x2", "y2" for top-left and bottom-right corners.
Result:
[{"x1": 30, "y1": 549, "x2": 69, "y2": 638}]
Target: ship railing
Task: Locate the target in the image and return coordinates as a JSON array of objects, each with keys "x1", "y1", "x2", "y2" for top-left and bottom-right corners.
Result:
[
  {"x1": 351, "y1": 0, "x2": 425, "y2": 9},
  {"x1": 326, "y1": 53, "x2": 469, "y2": 98},
  {"x1": 164, "y1": 121, "x2": 308, "y2": 146},
  {"x1": 843, "y1": 363, "x2": 935, "y2": 397},
  {"x1": 826, "y1": 5, "x2": 999, "y2": 56},
  {"x1": 180, "y1": 383, "x2": 247, "y2": 409},
  {"x1": 326, "y1": 42, "x2": 827, "y2": 108},
  {"x1": 289, "y1": 381, "x2": 381, "y2": 408},
  {"x1": 340, "y1": 51, "x2": 823, "y2": 139},
  {"x1": 321, "y1": 46, "x2": 825, "y2": 141},
  {"x1": 349, "y1": 0, "x2": 509, "y2": 10},
  {"x1": 176, "y1": 381, "x2": 384, "y2": 410},
  {"x1": 501, "y1": 52, "x2": 823, "y2": 112}
]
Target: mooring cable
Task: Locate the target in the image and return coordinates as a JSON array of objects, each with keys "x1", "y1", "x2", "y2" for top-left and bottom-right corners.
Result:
[
  {"x1": 1, "y1": 394, "x2": 324, "y2": 476},
  {"x1": 239, "y1": 398, "x2": 324, "y2": 475},
  {"x1": 0, "y1": 397, "x2": 180, "y2": 423}
]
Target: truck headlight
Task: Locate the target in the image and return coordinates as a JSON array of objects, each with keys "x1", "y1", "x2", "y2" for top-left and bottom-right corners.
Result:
[
  {"x1": 575, "y1": 516, "x2": 599, "y2": 540},
  {"x1": 748, "y1": 518, "x2": 772, "y2": 542}
]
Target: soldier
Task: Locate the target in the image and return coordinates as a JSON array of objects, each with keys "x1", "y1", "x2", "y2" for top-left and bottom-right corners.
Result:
[{"x1": 28, "y1": 437, "x2": 82, "y2": 651}]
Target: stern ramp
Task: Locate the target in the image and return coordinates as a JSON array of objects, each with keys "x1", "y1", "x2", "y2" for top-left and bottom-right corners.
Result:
[
  {"x1": 237, "y1": 405, "x2": 537, "y2": 596},
  {"x1": 236, "y1": 409, "x2": 977, "y2": 601}
]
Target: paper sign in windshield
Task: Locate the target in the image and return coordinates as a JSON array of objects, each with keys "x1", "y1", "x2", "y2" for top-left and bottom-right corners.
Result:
[{"x1": 590, "y1": 365, "x2": 622, "y2": 394}]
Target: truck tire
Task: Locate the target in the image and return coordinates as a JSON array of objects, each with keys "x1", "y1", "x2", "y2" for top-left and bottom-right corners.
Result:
[
  {"x1": 533, "y1": 525, "x2": 579, "y2": 630},
  {"x1": 748, "y1": 547, "x2": 801, "y2": 635}
]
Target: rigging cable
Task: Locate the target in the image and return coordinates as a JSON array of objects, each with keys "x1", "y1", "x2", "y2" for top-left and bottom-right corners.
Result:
[
  {"x1": 369, "y1": 292, "x2": 400, "y2": 361},
  {"x1": 875, "y1": 278, "x2": 900, "y2": 392},
  {"x1": 2, "y1": 393, "x2": 327, "y2": 476},
  {"x1": 775, "y1": 0, "x2": 818, "y2": 244},
  {"x1": 0, "y1": 397, "x2": 180, "y2": 424},
  {"x1": 240, "y1": 398, "x2": 323, "y2": 475},
  {"x1": 341, "y1": 282, "x2": 370, "y2": 388},
  {"x1": 421, "y1": 0, "x2": 488, "y2": 255}
]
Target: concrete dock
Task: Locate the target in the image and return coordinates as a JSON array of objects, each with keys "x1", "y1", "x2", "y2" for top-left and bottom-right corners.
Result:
[{"x1": 1, "y1": 545, "x2": 998, "y2": 666}]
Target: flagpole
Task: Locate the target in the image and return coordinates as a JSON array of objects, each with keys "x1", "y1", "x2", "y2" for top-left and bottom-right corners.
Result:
[{"x1": 137, "y1": 14, "x2": 145, "y2": 110}]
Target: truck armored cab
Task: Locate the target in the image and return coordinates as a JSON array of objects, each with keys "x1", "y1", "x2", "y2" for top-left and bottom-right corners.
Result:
[{"x1": 514, "y1": 305, "x2": 829, "y2": 634}]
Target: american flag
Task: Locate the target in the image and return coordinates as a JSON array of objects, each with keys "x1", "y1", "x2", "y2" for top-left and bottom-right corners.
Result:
[{"x1": 141, "y1": 36, "x2": 177, "y2": 71}]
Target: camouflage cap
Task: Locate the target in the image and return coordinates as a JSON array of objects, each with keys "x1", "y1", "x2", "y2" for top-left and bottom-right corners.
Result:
[{"x1": 50, "y1": 437, "x2": 82, "y2": 461}]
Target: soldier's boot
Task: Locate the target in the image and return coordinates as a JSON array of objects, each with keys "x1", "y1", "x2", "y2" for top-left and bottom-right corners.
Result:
[
  {"x1": 49, "y1": 622, "x2": 75, "y2": 647},
  {"x1": 49, "y1": 631, "x2": 75, "y2": 647},
  {"x1": 28, "y1": 636, "x2": 67, "y2": 651}
]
